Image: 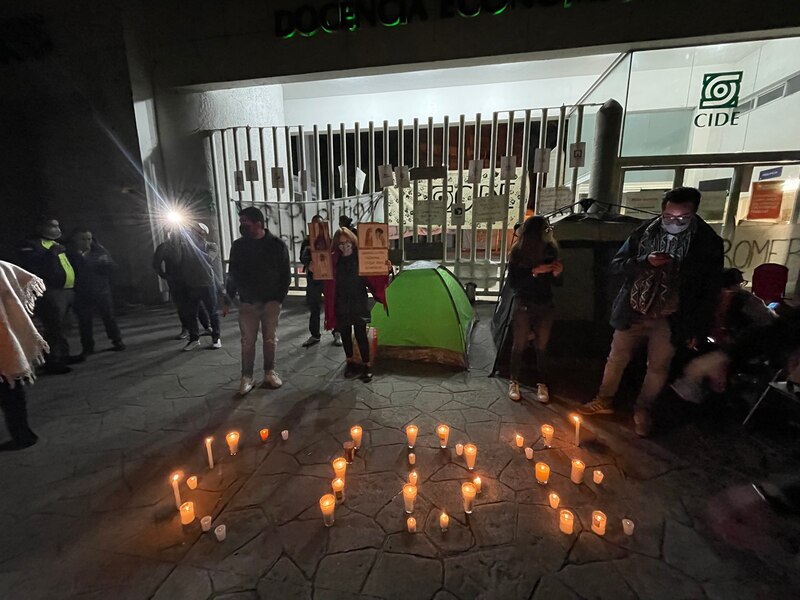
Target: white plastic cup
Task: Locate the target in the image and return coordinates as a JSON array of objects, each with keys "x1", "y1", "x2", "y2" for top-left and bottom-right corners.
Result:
[
  {"x1": 281, "y1": 430, "x2": 289, "y2": 440},
  {"x1": 524, "y1": 447, "x2": 534, "y2": 460},
  {"x1": 201, "y1": 516, "x2": 212, "y2": 532},
  {"x1": 214, "y1": 524, "x2": 227, "y2": 542},
  {"x1": 622, "y1": 519, "x2": 635, "y2": 536}
]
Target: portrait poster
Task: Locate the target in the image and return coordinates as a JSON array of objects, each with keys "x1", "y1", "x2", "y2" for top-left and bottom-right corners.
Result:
[
  {"x1": 308, "y1": 221, "x2": 333, "y2": 280},
  {"x1": 311, "y1": 251, "x2": 333, "y2": 280},
  {"x1": 358, "y1": 222, "x2": 389, "y2": 276}
]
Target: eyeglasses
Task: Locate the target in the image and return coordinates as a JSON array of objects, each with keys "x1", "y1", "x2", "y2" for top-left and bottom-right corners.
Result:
[
  {"x1": 337, "y1": 242, "x2": 353, "y2": 248},
  {"x1": 661, "y1": 214, "x2": 694, "y2": 225}
]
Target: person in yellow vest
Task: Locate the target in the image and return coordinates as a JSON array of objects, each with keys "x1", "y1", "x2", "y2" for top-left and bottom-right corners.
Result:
[{"x1": 17, "y1": 217, "x2": 83, "y2": 374}]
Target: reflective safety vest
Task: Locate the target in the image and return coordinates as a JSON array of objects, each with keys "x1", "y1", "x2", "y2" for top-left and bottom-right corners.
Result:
[{"x1": 40, "y1": 239, "x2": 75, "y2": 289}]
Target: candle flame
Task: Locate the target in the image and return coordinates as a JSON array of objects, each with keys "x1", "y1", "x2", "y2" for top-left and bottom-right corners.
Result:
[
  {"x1": 170, "y1": 471, "x2": 182, "y2": 482},
  {"x1": 205, "y1": 436, "x2": 213, "y2": 443},
  {"x1": 571, "y1": 414, "x2": 581, "y2": 424}
]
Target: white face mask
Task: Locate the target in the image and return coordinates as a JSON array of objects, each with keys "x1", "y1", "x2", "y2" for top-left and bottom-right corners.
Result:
[
  {"x1": 662, "y1": 214, "x2": 693, "y2": 235},
  {"x1": 338, "y1": 242, "x2": 354, "y2": 256},
  {"x1": 663, "y1": 221, "x2": 691, "y2": 235}
]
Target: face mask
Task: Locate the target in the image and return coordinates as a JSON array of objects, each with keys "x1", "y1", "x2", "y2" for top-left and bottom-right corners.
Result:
[
  {"x1": 339, "y1": 242, "x2": 354, "y2": 256},
  {"x1": 663, "y1": 221, "x2": 691, "y2": 235}
]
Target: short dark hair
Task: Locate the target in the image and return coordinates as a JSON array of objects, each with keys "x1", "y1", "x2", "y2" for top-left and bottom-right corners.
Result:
[
  {"x1": 722, "y1": 268, "x2": 744, "y2": 287},
  {"x1": 37, "y1": 215, "x2": 59, "y2": 226},
  {"x1": 662, "y1": 187, "x2": 701, "y2": 211},
  {"x1": 239, "y1": 206, "x2": 265, "y2": 225}
]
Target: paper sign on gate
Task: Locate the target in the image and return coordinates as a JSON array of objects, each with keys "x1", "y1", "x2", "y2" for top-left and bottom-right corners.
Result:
[
  {"x1": 569, "y1": 142, "x2": 586, "y2": 168},
  {"x1": 337, "y1": 165, "x2": 347, "y2": 191},
  {"x1": 467, "y1": 159, "x2": 483, "y2": 184},
  {"x1": 271, "y1": 167, "x2": 286, "y2": 189},
  {"x1": 358, "y1": 223, "x2": 390, "y2": 276},
  {"x1": 414, "y1": 200, "x2": 446, "y2": 225},
  {"x1": 244, "y1": 160, "x2": 259, "y2": 181},
  {"x1": 355, "y1": 167, "x2": 367, "y2": 194},
  {"x1": 234, "y1": 170, "x2": 245, "y2": 192},
  {"x1": 622, "y1": 190, "x2": 667, "y2": 216},
  {"x1": 533, "y1": 148, "x2": 551, "y2": 173},
  {"x1": 747, "y1": 181, "x2": 784, "y2": 220},
  {"x1": 395, "y1": 166, "x2": 410, "y2": 188},
  {"x1": 500, "y1": 156, "x2": 517, "y2": 180},
  {"x1": 378, "y1": 164, "x2": 395, "y2": 188},
  {"x1": 537, "y1": 187, "x2": 573, "y2": 215},
  {"x1": 451, "y1": 202, "x2": 466, "y2": 226},
  {"x1": 298, "y1": 169, "x2": 311, "y2": 192},
  {"x1": 473, "y1": 195, "x2": 508, "y2": 225}
]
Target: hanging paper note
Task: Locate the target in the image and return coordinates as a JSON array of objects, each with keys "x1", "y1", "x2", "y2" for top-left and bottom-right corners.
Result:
[
  {"x1": 500, "y1": 156, "x2": 517, "y2": 180},
  {"x1": 468, "y1": 159, "x2": 483, "y2": 184},
  {"x1": 569, "y1": 142, "x2": 586, "y2": 168},
  {"x1": 355, "y1": 167, "x2": 367, "y2": 194},
  {"x1": 534, "y1": 148, "x2": 552, "y2": 173},
  {"x1": 271, "y1": 167, "x2": 285, "y2": 189},
  {"x1": 378, "y1": 164, "x2": 395, "y2": 188},
  {"x1": 234, "y1": 170, "x2": 245, "y2": 192},
  {"x1": 244, "y1": 160, "x2": 259, "y2": 181},
  {"x1": 395, "y1": 166, "x2": 410, "y2": 188},
  {"x1": 451, "y1": 202, "x2": 466, "y2": 226}
]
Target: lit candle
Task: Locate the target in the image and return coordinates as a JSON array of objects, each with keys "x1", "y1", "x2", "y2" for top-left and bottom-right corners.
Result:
[
  {"x1": 473, "y1": 476, "x2": 482, "y2": 494},
  {"x1": 408, "y1": 453, "x2": 416, "y2": 465},
  {"x1": 548, "y1": 492, "x2": 560, "y2": 509},
  {"x1": 535, "y1": 462, "x2": 550, "y2": 485},
  {"x1": 437, "y1": 424, "x2": 450, "y2": 448},
  {"x1": 204, "y1": 437, "x2": 214, "y2": 469},
  {"x1": 281, "y1": 430, "x2": 289, "y2": 440},
  {"x1": 332, "y1": 457, "x2": 347, "y2": 480},
  {"x1": 463, "y1": 443, "x2": 477, "y2": 470},
  {"x1": 559, "y1": 509, "x2": 574, "y2": 534},
  {"x1": 515, "y1": 434, "x2": 524, "y2": 448},
  {"x1": 525, "y1": 447, "x2": 534, "y2": 460},
  {"x1": 593, "y1": 470, "x2": 604, "y2": 485},
  {"x1": 186, "y1": 475, "x2": 198, "y2": 490},
  {"x1": 343, "y1": 441, "x2": 355, "y2": 463},
  {"x1": 350, "y1": 425, "x2": 363, "y2": 449},
  {"x1": 402, "y1": 483, "x2": 417, "y2": 513},
  {"x1": 591, "y1": 511, "x2": 607, "y2": 536},
  {"x1": 439, "y1": 511, "x2": 449, "y2": 532},
  {"x1": 571, "y1": 414, "x2": 581, "y2": 446},
  {"x1": 461, "y1": 482, "x2": 477, "y2": 514},
  {"x1": 409, "y1": 471, "x2": 418, "y2": 485},
  {"x1": 455, "y1": 443, "x2": 464, "y2": 456},
  {"x1": 332, "y1": 477, "x2": 345, "y2": 502},
  {"x1": 541, "y1": 424, "x2": 554, "y2": 447},
  {"x1": 622, "y1": 518, "x2": 635, "y2": 536},
  {"x1": 170, "y1": 471, "x2": 183, "y2": 510},
  {"x1": 570, "y1": 459, "x2": 585, "y2": 484},
  {"x1": 259, "y1": 428, "x2": 269, "y2": 443},
  {"x1": 320, "y1": 494, "x2": 336, "y2": 527},
  {"x1": 201, "y1": 515, "x2": 212, "y2": 532},
  {"x1": 214, "y1": 524, "x2": 227, "y2": 541},
  {"x1": 180, "y1": 501, "x2": 195, "y2": 525},
  {"x1": 407, "y1": 517, "x2": 417, "y2": 533},
  {"x1": 226, "y1": 431, "x2": 240, "y2": 455},
  {"x1": 405, "y1": 424, "x2": 418, "y2": 448}
]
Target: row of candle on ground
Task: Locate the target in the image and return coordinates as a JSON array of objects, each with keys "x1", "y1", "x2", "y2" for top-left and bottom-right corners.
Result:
[
  {"x1": 404, "y1": 422, "x2": 570, "y2": 450},
  {"x1": 559, "y1": 510, "x2": 636, "y2": 536},
  {"x1": 201, "y1": 428, "x2": 290, "y2": 468}
]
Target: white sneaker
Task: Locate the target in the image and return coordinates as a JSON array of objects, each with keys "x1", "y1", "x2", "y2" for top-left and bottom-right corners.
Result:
[
  {"x1": 239, "y1": 376, "x2": 254, "y2": 396},
  {"x1": 182, "y1": 340, "x2": 201, "y2": 352},
  {"x1": 509, "y1": 381, "x2": 521, "y2": 401},
  {"x1": 210, "y1": 338, "x2": 222, "y2": 349},
  {"x1": 263, "y1": 370, "x2": 283, "y2": 389},
  {"x1": 332, "y1": 332, "x2": 343, "y2": 346},
  {"x1": 535, "y1": 383, "x2": 550, "y2": 404}
]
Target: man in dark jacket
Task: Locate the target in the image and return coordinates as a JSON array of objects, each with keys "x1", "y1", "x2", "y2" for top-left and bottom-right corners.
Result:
[
  {"x1": 225, "y1": 207, "x2": 291, "y2": 396},
  {"x1": 17, "y1": 217, "x2": 81, "y2": 374},
  {"x1": 579, "y1": 187, "x2": 723, "y2": 436}
]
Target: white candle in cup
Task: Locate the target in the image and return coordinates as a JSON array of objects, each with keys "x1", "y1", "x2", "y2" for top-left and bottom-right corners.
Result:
[
  {"x1": 571, "y1": 414, "x2": 581, "y2": 446},
  {"x1": 463, "y1": 443, "x2": 477, "y2": 470},
  {"x1": 332, "y1": 477, "x2": 345, "y2": 502},
  {"x1": 515, "y1": 434, "x2": 524, "y2": 448},
  {"x1": 226, "y1": 431, "x2": 240, "y2": 455},
  {"x1": 593, "y1": 470, "x2": 604, "y2": 485},
  {"x1": 281, "y1": 430, "x2": 289, "y2": 440},
  {"x1": 439, "y1": 511, "x2": 449, "y2": 532},
  {"x1": 559, "y1": 510, "x2": 574, "y2": 534},
  {"x1": 461, "y1": 482, "x2": 477, "y2": 514},
  {"x1": 408, "y1": 453, "x2": 416, "y2": 465},
  {"x1": 548, "y1": 492, "x2": 560, "y2": 509},
  {"x1": 406, "y1": 517, "x2": 417, "y2": 533},
  {"x1": 405, "y1": 424, "x2": 418, "y2": 448},
  {"x1": 214, "y1": 524, "x2": 227, "y2": 541},
  {"x1": 570, "y1": 459, "x2": 585, "y2": 484},
  {"x1": 535, "y1": 462, "x2": 550, "y2": 485},
  {"x1": 350, "y1": 425, "x2": 363, "y2": 449},
  {"x1": 455, "y1": 443, "x2": 464, "y2": 456},
  {"x1": 541, "y1": 424, "x2": 554, "y2": 447},
  {"x1": 204, "y1": 437, "x2": 214, "y2": 469},
  {"x1": 525, "y1": 447, "x2": 534, "y2": 460},
  {"x1": 473, "y1": 476, "x2": 482, "y2": 494},
  {"x1": 437, "y1": 424, "x2": 450, "y2": 448},
  {"x1": 622, "y1": 518, "x2": 635, "y2": 536},
  {"x1": 320, "y1": 494, "x2": 336, "y2": 527},
  {"x1": 170, "y1": 471, "x2": 183, "y2": 510},
  {"x1": 201, "y1": 516, "x2": 212, "y2": 532},
  {"x1": 332, "y1": 457, "x2": 347, "y2": 480},
  {"x1": 402, "y1": 484, "x2": 417, "y2": 513},
  {"x1": 180, "y1": 501, "x2": 195, "y2": 525},
  {"x1": 409, "y1": 471, "x2": 418, "y2": 485},
  {"x1": 591, "y1": 511, "x2": 607, "y2": 536},
  {"x1": 187, "y1": 476, "x2": 198, "y2": 490}
]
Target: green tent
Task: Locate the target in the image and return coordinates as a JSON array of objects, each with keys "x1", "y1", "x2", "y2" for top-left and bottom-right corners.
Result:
[{"x1": 370, "y1": 261, "x2": 475, "y2": 369}]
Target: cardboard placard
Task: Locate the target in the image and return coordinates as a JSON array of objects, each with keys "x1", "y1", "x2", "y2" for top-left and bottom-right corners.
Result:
[
  {"x1": 310, "y1": 251, "x2": 333, "y2": 280},
  {"x1": 308, "y1": 220, "x2": 332, "y2": 280},
  {"x1": 747, "y1": 181, "x2": 784, "y2": 220},
  {"x1": 358, "y1": 223, "x2": 389, "y2": 276}
]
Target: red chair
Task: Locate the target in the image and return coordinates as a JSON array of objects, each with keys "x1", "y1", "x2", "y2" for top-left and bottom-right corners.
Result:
[{"x1": 752, "y1": 263, "x2": 789, "y2": 305}]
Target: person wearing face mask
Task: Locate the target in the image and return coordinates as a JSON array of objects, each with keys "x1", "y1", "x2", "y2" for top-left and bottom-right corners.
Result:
[
  {"x1": 323, "y1": 228, "x2": 388, "y2": 382},
  {"x1": 224, "y1": 207, "x2": 291, "y2": 396},
  {"x1": 579, "y1": 187, "x2": 723, "y2": 436}
]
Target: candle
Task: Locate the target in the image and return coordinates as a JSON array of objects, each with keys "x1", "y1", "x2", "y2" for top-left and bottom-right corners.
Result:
[
  {"x1": 201, "y1": 516, "x2": 212, "y2": 532},
  {"x1": 402, "y1": 483, "x2": 417, "y2": 513},
  {"x1": 332, "y1": 477, "x2": 345, "y2": 502},
  {"x1": 525, "y1": 447, "x2": 534, "y2": 460},
  {"x1": 180, "y1": 501, "x2": 195, "y2": 525},
  {"x1": 170, "y1": 471, "x2": 183, "y2": 510},
  {"x1": 463, "y1": 443, "x2": 477, "y2": 470},
  {"x1": 320, "y1": 494, "x2": 336, "y2": 527},
  {"x1": 332, "y1": 457, "x2": 347, "y2": 480},
  {"x1": 548, "y1": 492, "x2": 560, "y2": 509},
  {"x1": 437, "y1": 424, "x2": 450, "y2": 448},
  {"x1": 186, "y1": 475, "x2": 198, "y2": 490},
  {"x1": 226, "y1": 431, "x2": 240, "y2": 455},
  {"x1": 571, "y1": 414, "x2": 581, "y2": 446},
  {"x1": 515, "y1": 434, "x2": 524, "y2": 448},
  {"x1": 406, "y1": 517, "x2": 417, "y2": 533},
  {"x1": 535, "y1": 462, "x2": 550, "y2": 485},
  {"x1": 214, "y1": 524, "x2": 227, "y2": 541},
  {"x1": 204, "y1": 437, "x2": 214, "y2": 469},
  {"x1": 259, "y1": 428, "x2": 269, "y2": 443},
  {"x1": 461, "y1": 482, "x2": 477, "y2": 514},
  {"x1": 408, "y1": 453, "x2": 416, "y2": 465},
  {"x1": 343, "y1": 441, "x2": 355, "y2": 464},
  {"x1": 405, "y1": 424, "x2": 418, "y2": 448},
  {"x1": 281, "y1": 430, "x2": 289, "y2": 440},
  {"x1": 439, "y1": 511, "x2": 449, "y2": 532},
  {"x1": 591, "y1": 511, "x2": 607, "y2": 536},
  {"x1": 409, "y1": 471, "x2": 418, "y2": 485},
  {"x1": 622, "y1": 518, "x2": 635, "y2": 536},
  {"x1": 473, "y1": 476, "x2": 482, "y2": 494},
  {"x1": 570, "y1": 459, "x2": 585, "y2": 484},
  {"x1": 541, "y1": 424, "x2": 554, "y2": 447},
  {"x1": 455, "y1": 443, "x2": 464, "y2": 456},
  {"x1": 593, "y1": 470, "x2": 604, "y2": 485},
  {"x1": 559, "y1": 510, "x2": 574, "y2": 534},
  {"x1": 350, "y1": 425, "x2": 363, "y2": 449}
]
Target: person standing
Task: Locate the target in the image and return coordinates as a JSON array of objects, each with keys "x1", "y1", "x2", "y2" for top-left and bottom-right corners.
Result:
[
  {"x1": 324, "y1": 228, "x2": 388, "y2": 382},
  {"x1": 225, "y1": 207, "x2": 291, "y2": 396},
  {"x1": 69, "y1": 228, "x2": 124, "y2": 354},
  {"x1": 505, "y1": 216, "x2": 563, "y2": 403},
  {"x1": 579, "y1": 187, "x2": 723, "y2": 436},
  {"x1": 17, "y1": 217, "x2": 80, "y2": 374},
  {"x1": 300, "y1": 216, "x2": 341, "y2": 348},
  {"x1": 176, "y1": 223, "x2": 222, "y2": 351},
  {"x1": 0, "y1": 260, "x2": 47, "y2": 450}
]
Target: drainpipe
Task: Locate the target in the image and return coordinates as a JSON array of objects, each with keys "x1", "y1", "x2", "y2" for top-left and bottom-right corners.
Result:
[{"x1": 588, "y1": 99, "x2": 623, "y2": 213}]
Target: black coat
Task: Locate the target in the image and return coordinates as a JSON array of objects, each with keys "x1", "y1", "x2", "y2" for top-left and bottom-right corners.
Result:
[{"x1": 73, "y1": 243, "x2": 115, "y2": 297}]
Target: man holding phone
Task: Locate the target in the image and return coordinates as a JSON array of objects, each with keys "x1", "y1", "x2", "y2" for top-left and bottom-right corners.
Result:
[{"x1": 580, "y1": 187, "x2": 723, "y2": 436}]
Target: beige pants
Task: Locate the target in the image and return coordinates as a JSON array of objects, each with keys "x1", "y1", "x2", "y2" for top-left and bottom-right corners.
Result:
[{"x1": 238, "y1": 301, "x2": 281, "y2": 377}]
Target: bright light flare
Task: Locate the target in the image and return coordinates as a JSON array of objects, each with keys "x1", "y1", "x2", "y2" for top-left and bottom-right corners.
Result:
[{"x1": 166, "y1": 209, "x2": 186, "y2": 226}]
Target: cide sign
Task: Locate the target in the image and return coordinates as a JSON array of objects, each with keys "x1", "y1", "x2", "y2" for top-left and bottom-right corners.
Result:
[{"x1": 693, "y1": 71, "x2": 743, "y2": 129}]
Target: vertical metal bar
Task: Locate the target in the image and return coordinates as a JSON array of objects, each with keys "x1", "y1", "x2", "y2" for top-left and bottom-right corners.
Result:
[
  {"x1": 220, "y1": 130, "x2": 238, "y2": 246},
  {"x1": 326, "y1": 124, "x2": 335, "y2": 223},
  {"x1": 232, "y1": 127, "x2": 244, "y2": 206},
  {"x1": 519, "y1": 110, "x2": 532, "y2": 223},
  {"x1": 270, "y1": 126, "x2": 284, "y2": 244},
  {"x1": 368, "y1": 122, "x2": 376, "y2": 220},
  {"x1": 570, "y1": 105, "x2": 585, "y2": 203},
  {"x1": 792, "y1": 183, "x2": 800, "y2": 224},
  {"x1": 355, "y1": 121, "x2": 362, "y2": 222},
  {"x1": 456, "y1": 114, "x2": 465, "y2": 277},
  {"x1": 398, "y1": 119, "x2": 405, "y2": 262},
  {"x1": 207, "y1": 133, "x2": 227, "y2": 256},
  {"x1": 427, "y1": 116, "x2": 434, "y2": 243},
  {"x1": 340, "y1": 122, "x2": 348, "y2": 202},
  {"x1": 313, "y1": 125, "x2": 322, "y2": 216},
  {"x1": 412, "y1": 118, "x2": 420, "y2": 243},
  {"x1": 672, "y1": 167, "x2": 686, "y2": 189},
  {"x1": 486, "y1": 112, "x2": 499, "y2": 265},
  {"x1": 259, "y1": 128, "x2": 270, "y2": 205},
  {"x1": 498, "y1": 111, "x2": 514, "y2": 291},
  {"x1": 554, "y1": 105, "x2": 567, "y2": 188},
  {"x1": 470, "y1": 113, "x2": 482, "y2": 264},
  {"x1": 722, "y1": 165, "x2": 753, "y2": 239},
  {"x1": 536, "y1": 108, "x2": 549, "y2": 213},
  {"x1": 284, "y1": 126, "x2": 298, "y2": 285},
  {"x1": 246, "y1": 126, "x2": 256, "y2": 204},
  {"x1": 382, "y1": 120, "x2": 390, "y2": 226},
  {"x1": 442, "y1": 115, "x2": 450, "y2": 262}
]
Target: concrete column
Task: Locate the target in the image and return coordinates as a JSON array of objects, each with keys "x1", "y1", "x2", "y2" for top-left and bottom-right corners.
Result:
[{"x1": 588, "y1": 99, "x2": 623, "y2": 212}]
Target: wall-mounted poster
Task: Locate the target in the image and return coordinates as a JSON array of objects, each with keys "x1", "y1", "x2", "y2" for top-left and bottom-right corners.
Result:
[
  {"x1": 358, "y1": 222, "x2": 389, "y2": 276},
  {"x1": 308, "y1": 221, "x2": 333, "y2": 280},
  {"x1": 747, "y1": 181, "x2": 784, "y2": 220}
]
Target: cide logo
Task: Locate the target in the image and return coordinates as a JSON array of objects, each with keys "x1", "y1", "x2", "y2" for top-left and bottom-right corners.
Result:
[{"x1": 694, "y1": 71, "x2": 743, "y2": 128}]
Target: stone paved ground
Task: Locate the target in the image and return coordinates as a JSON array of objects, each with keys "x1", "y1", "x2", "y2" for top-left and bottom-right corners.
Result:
[{"x1": 1, "y1": 299, "x2": 799, "y2": 600}]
